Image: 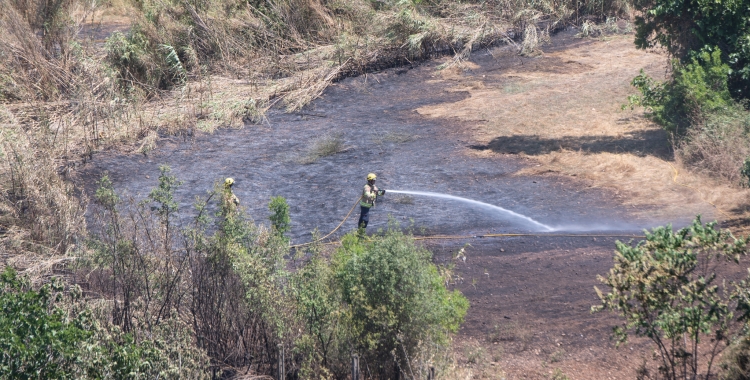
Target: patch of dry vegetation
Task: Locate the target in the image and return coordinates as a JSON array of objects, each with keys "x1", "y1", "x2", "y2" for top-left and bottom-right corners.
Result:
[
  {"x1": 677, "y1": 109, "x2": 750, "y2": 186},
  {"x1": 418, "y1": 35, "x2": 750, "y2": 221},
  {"x1": 298, "y1": 132, "x2": 347, "y2": 164}
]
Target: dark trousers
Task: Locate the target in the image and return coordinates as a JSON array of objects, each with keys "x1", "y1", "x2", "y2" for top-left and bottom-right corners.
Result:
[{"x1": 358, "y1": 206, "x2": 371, "y2": 229}]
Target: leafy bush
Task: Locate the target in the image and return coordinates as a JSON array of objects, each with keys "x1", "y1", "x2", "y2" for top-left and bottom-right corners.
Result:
[
  {"x1": 269, "y1": 195, "x2": 292, "y2": 241},
  {"x1": 626, "y1": 48, "x2": 750, "y2": 183},
  {"x1": 0, "y1": 267, "x2": 209, "y2": 379},
  {"x1": 632, "y1": 0, "x2": 750, "y2": 98},
  {"x1": 623, "y1": 47, "x2": 750, "y2": 184},
  {"x1": 593, "y1": 217, "x2": 749, "y2": 379},
  {"x1": 0, "y1": 267, "x2": 92, "y2": 378},
  {"x1": 627, "y1": 48, "x2": 732, "y2": 134},
  {"x1": 333, "y1": 228, "x2": 469, "y2": 378},
  {"x1": 293, "y1": 245, "x2": 350, "y2": 379},
  {"x1": 106, "y1": 26, "x2": 190, "y2": 93}
]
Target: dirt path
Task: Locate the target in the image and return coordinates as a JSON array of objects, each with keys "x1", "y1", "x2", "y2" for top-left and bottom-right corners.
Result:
[{"x1": 80, "y1": 30, "x2": 749, "y2": 379}]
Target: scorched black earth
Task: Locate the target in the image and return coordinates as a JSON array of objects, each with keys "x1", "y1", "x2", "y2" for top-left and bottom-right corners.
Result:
[{"x1": 80, "y1": 51, "x2": 651, "y2": 243}]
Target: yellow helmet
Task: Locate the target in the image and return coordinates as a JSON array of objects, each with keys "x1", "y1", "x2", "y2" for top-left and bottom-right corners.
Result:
[
  {"x1": 224, "y1": 178, "x2": 235, "y2": 187},
  {"x1": 367, "y1": 173, "x2": 377, "y2": 181}
]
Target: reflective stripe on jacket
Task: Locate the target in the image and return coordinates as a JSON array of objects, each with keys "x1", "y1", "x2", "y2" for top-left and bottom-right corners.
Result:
[{"x1": 360, "y1": 183, "x2": 377, "y2": 208}]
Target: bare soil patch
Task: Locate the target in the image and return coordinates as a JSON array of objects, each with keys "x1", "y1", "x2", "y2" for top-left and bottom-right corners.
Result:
[
  {"x1": 431, "y1": 237, "x2": 654, "y2": 380},
  {"x1": 435, "y1": 232, "x2": 750, "y2": 379}
]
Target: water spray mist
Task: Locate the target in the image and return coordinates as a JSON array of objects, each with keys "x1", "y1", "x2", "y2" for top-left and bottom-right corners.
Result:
[{"x1": 387, "y1": 190, "x2": 554, "y2": 232}]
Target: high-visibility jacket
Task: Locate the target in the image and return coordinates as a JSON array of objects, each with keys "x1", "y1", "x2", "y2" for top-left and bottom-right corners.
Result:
[
  {"x1": 222, "y1": 188, "x2": 240, "y2": 215},
  {"x1": 360, "y1": 183, "x2": 378, "y2": 208}
]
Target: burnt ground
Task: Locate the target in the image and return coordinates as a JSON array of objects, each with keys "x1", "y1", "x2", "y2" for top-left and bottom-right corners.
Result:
[
  {"x1": 78, "y1": 30, "x2": 729, "y2": 379},
  {"x1": 80, "y1": 32, "x2": 652, "y2": 241},
  {"x1": 430, "y1": 237, "x2": 653, "y2": 380}
]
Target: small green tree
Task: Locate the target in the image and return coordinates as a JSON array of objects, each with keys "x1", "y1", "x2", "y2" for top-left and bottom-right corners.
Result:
[
  {"x1": 95, "y1": 173, "x2": 120, "y2": 212},
  {"x1": 593, "y1": 216, "x2": 749, "y2": 379},
  {"x1": 147, "y1": 165, "x2": 182, "y2": 222},
  {"x1": 626, "y1": 49, "x2": 732, "y2": 134},
  {"x1": 145, "y1": 165, "x2": 183, "y2": 251},
  {"x1": 293, "y1": 243, "x2": 349, "y2": 378},
  {"x1": 268, "y1": 196, "x2": 291, "y2": 242}
]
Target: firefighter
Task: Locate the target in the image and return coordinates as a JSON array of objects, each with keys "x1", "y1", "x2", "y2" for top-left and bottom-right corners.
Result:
[
  {"x1": 358, "y1": 173, "x2": 384, "y2": 231},
  {"x1": 222, "y1": 177, "x2": 240, "y2": 216}
]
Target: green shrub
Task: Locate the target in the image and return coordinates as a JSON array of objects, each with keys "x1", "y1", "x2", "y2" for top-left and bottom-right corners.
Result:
[
  {"x1": 269, "y1": 196, "x2": 291, "y2": 241},
  {"x1": 293, "y1": 246, "x2": 350, "y2": 378},
  {"x1": 333, "y1": 227, "x2": 469, "y2": 378},
  {"x1": 626, "y1": 48, "x2": 750, "y2": 183},
  {"x1": 0, "y1": 267, "x2": 209, "y2": 379},
  {"x1": 551, "y1": 368, "x2": 571, "y2": 380},
  {"x1": 627, "y1": 48, "x2": 732, "y2": 134},
  {"x1": 0, "y1": 267, "x2": 92, "y2": 378},
  {"x1": 593, "y1": 216, "x2": 749, "y2": 379},
  {"x1": 105, "y1": 26, "x2": 190, "y2": 93}
]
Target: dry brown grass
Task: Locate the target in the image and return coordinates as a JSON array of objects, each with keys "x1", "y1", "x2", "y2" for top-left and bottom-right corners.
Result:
[
  {"x1": 417, "y1": 35, "x2": 750, "y2": 221},
  {"x1": 446, "y1": 338, "x2": 508, "y2": 380},
  {"x1": 0, "y1": 110, "x2": 86, "y2": 276},
  {"x1": 298, "y1": 132, "x2": 347, "y2": 164},
  {"x1": 677, "y1": 111, "x2": 750, "y2": 186}
]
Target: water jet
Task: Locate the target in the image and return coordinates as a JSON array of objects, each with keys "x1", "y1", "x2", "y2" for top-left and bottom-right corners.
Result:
[{"x1": 387, "y1": 190, "x2": 554, "y2": 232}]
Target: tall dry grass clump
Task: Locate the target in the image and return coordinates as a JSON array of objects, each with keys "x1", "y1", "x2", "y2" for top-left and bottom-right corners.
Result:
[
  {"x1": 677, "y1": 108, "x2": 750, "y2": 185},
  {"x1": 104, "y1": 0, "x2": 523, "y2": 110},
  {"x1": 0, "y1": 0, "x2": 137, "y2": 275},
  {"x1": 0, "y1": 109, "x2": 86, "y2": 272},
  {"x1": 0, "y1": 0, "x2": 99, "y2": 100}
]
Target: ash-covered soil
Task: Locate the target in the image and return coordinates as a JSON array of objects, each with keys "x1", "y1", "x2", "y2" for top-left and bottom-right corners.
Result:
[{"x1": 80, "y1": 33, "x2": 655, "y2": 244}]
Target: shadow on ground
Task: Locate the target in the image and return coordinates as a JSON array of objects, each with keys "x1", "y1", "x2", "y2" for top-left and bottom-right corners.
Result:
[{"x1": 469, "y1": 128, "x2": 672, "y2": 158}]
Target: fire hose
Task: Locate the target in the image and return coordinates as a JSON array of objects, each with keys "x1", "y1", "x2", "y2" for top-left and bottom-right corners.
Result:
[{"x1": 289, "y1": 193, "x2": 644, "y2": 249}]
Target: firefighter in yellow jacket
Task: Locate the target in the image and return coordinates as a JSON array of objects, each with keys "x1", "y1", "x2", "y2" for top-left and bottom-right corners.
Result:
[
  {"x1": 221, "y1": 177, "x2": 240, "y2": 217},
  {"x1": 358, "y1": 173, "x2": 384, "y2": 230}
]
